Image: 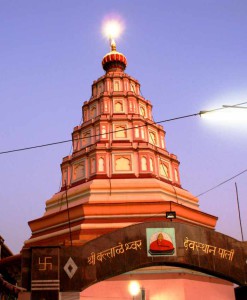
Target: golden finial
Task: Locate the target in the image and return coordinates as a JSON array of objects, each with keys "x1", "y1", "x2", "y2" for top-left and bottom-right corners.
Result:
[{"x1": 110, "y1": 38, "x2": 117, "y2": 51}]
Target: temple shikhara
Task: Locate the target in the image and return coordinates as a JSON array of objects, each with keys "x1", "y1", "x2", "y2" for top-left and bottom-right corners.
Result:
[
  {"x1": 26, "y1": 40, "x2": 217, "y2": 250},
  {"x1": 1, "y1": 24, "x2": 246, "y2": 300}
]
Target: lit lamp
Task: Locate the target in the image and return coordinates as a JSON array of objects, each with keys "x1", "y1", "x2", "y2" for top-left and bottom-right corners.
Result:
[
  {"x1": 166, "y1": 211, "x2": 176, "y2": 221},
  {"x1": 102, "y1": 19, "x2": 124, "y2": 51},
  {"x1": 128, "y1": 281, "x2": 140, "y2": 300},
  {"x1": 128, "y1": 281, "x2": 146, "y2": 300},
  {"x1": 199, "y1": 102, "x2": 247, "y2": 124}
]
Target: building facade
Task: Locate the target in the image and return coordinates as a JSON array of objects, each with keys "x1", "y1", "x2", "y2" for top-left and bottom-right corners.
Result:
[{"x1": 18, "y1": 42, "x2": 241, "y2": 300}]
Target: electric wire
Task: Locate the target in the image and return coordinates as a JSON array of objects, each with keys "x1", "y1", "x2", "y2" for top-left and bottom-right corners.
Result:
[
  {"x1": 65, "y1": 181, "x2": 73, "y2": 247},
  {"x1": 2, "y1": 101, "x2": 247, "y2": 156},
  {"x1": 0, "y1": 106, "x2": 225, "y2": 155},
  {"x1": 1, "y1": 102, "x2": 247, "y2": 155},
  {"x1": 0, "y1": 103, "x2": 246, "y2": 199},
  {"x1": 196, "y1": 168, "x2": 247, "y2": 197}
]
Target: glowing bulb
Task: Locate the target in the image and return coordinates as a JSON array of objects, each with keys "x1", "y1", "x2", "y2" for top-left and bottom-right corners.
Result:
[
  {"x1": 201, "y1": 108, "x2": 247, "y2": 124},
  {"x1": 201, "y1": 90, "x2": 247, "y2": 128},
  {"x1": 102, "y1": 17, "x2": 125, "y2": 51},
  {"x1": 103, "y1": 20, "x2": 123, "y2": 39},
  {"x1": 128, "y1": 281, "x2": 140, "y2": 296}
]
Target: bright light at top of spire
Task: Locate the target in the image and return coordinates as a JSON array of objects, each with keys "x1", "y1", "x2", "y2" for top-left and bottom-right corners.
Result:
[
  {"x1": 103, "y1": 19, "x2": 123, "y2": 39},
  {"x1": 102, "y1": 17, "x2": 125, "y2": 51}
]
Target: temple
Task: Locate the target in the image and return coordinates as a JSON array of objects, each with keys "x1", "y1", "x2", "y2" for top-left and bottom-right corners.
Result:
[
  {"x1": 15, "y1": 39, "x2": 242, "y2": 299},
  {"x1": 25, "y1": 42, "x2": 218, "y2": 251}
]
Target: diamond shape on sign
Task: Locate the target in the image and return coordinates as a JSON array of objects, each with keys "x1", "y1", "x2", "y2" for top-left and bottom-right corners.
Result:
[{"x1": 64, "y1": 257, "x2": 78, "y2": 279}]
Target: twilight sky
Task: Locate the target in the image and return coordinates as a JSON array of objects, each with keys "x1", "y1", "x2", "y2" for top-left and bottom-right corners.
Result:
[{"x1": 1, "y1": 0, "x2": 247, "y2": 254}]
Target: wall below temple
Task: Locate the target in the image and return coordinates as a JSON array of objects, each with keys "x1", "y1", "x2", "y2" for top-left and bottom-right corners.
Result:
[
  {"x1": 80, "y1": 272, "x2": 235, "y2": 300},
  {"x1": 17, "y1": 271, "x2": 237, "y2": 300}
]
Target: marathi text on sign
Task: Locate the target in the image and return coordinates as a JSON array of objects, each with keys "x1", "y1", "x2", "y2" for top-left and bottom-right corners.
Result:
[
  {"x1": 184, "y1": 237, "x2": 234, "y2": 261},
  {"x1": 88, "y1": 240, "x2": 142, "y2": 265}
]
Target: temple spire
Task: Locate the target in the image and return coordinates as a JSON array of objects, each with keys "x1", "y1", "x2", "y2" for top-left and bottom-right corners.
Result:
[
  {"x1": 110, "y1": 38, "x2": 116, "y2": 52},
  {"x1": 102, "y1": 21, "x2": 127, "y2": 72}
]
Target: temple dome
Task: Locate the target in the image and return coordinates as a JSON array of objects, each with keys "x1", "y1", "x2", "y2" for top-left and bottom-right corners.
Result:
[{"x1": 102, "y1": 50, "x2": 127, "y2": 72}]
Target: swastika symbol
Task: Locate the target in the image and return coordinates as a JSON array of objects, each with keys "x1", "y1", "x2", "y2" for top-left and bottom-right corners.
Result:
[{"x1": 38, "y1": 256, "x2": 53, "y2": 271}]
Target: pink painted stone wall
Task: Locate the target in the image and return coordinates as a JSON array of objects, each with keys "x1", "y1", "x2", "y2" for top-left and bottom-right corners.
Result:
[{"x1": 80, "y1": 272, "x2": 235, "y2": 300}]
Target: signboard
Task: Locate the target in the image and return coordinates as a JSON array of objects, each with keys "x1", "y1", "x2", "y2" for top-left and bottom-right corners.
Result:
[{"x1": 22, "y1": 221, "x2": 247, "y2": 296}]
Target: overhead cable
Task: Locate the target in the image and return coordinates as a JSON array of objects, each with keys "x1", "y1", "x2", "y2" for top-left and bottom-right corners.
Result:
[
  {"x1": 0, "y1": 105, "x2": 230, "y2": 155},
  {"x1": 1, "y1": 101, "x2": 247, "y2": 155},
  {"x1": 196, "y1": 168, "x2": 247, "y2": 197}
]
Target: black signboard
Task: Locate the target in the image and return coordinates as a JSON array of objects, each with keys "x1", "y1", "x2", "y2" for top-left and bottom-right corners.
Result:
[{"x1": 22, "y1": 221, "x2": 247, "y2": 295}]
